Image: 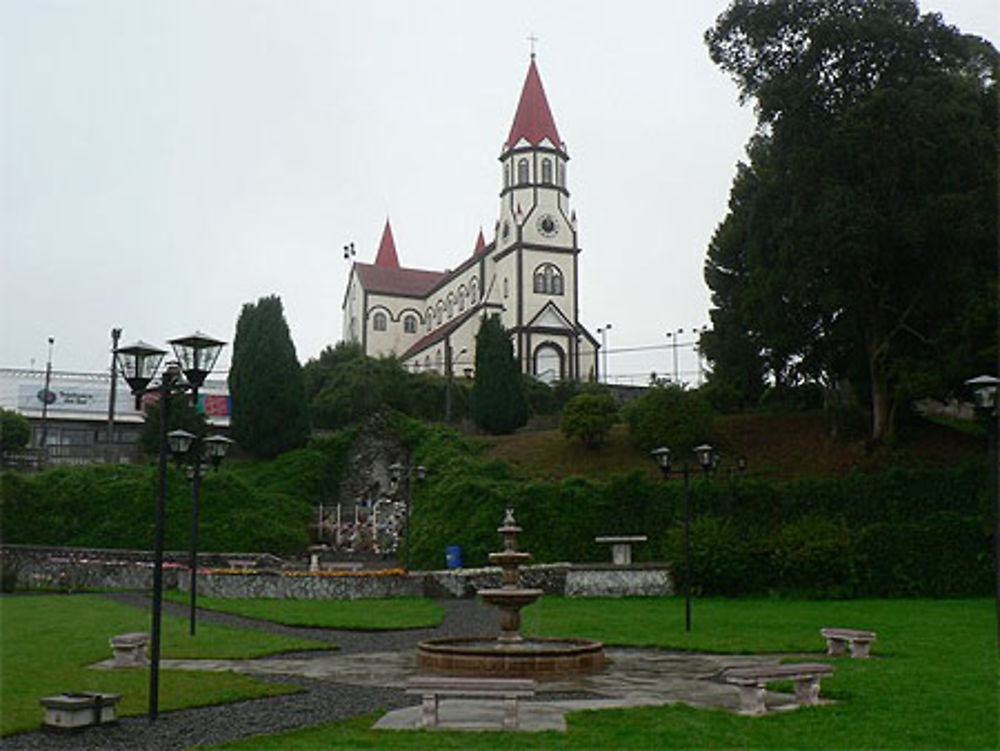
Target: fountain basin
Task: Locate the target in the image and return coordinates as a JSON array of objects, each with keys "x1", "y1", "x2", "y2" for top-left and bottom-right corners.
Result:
[
  {"x1": 478, "y1": 588, "x2": 543, "y2": 609},
  {"x1": 416, "y1": 636, "x2": 605, "y2": 678}
]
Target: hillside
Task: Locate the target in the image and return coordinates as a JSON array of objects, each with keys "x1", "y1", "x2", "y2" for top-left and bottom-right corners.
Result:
[{"x1": 474, "y1": 410, "x2": 982, "y2": 481}]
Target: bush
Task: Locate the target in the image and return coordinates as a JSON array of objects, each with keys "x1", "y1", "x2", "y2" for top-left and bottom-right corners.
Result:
[
  {"x1": 1, "y1": 409, "x2": 30, "y2": 452},
  {"x1": 622, "y1": 384, "x2": 715, "y2": 454},
  {"x1": 561, "y1": 393, "x2": 618, "y2": 448}
]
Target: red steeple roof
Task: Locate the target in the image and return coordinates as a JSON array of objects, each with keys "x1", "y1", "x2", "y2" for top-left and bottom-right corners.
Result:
[
  {"x1": 374, "y1": 219, "x2": 400, "y2": 268},
  {"x1": 474, "y1": 228, "x2": 486, "y2": 255},
  {"x1": 504, "y1": 57, "x2": 562, "y2": 151}
]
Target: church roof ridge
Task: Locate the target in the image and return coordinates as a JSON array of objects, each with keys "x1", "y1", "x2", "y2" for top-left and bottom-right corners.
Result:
[
  {"x1": 504, "y1": 57, "x2": 562, "y2": 152},
  {"x1": 374, "y1": 219, "x2": 400, "y2": 268}
]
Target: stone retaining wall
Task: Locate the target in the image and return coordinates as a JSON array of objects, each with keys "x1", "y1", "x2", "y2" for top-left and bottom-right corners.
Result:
[
  {"x1": 178, "y1": 570, "x2": 422, "y2": 600},
  {"x1": 2, "y1": 545, "x2": 673, "y2": 598}
]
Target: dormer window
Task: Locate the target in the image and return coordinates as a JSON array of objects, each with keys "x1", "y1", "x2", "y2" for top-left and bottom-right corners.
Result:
[
  {"x1": 517, "y1": 158, "x2": 529, "y2": 184},
  {"x1": 541, "y1": 158, "x2": 553, "y2": 184},
  {"x1": 373, "y1": 311, "x2": 387, "y2": 331},
  {"x1": 533, "y1": 263, "x2": 564, "y2": 295}
]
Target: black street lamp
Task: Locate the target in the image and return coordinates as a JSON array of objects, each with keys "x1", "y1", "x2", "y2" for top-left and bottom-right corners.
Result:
[
  {"x1": 389, "y1": 462, "x2": 427, "y2": 570},
  {"x1": 168, "y1": 429, "x2": 234, "y2": 636},
  {"x1": 114, "y1": 331, "x2": 225, "y2": 721},
  {"x1": 652, "y1": 443, "x2": 718, "y2": 633},
  {"x1": 965, "y1": 374, "x2": 998, "y2": 650}
]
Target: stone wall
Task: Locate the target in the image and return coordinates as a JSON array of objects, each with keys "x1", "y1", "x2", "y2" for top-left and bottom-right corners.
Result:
[
  {"x1": 2, "y1": 544, "x2": 673, "y2": 598},
  {"x1": 179, "y1": 570, "x2": 422, "y2": 600}
]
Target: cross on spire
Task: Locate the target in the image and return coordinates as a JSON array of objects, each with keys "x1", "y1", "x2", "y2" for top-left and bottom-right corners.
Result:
[{"x1": 527, "y1": 33, "x2": 538, "y2": 58}]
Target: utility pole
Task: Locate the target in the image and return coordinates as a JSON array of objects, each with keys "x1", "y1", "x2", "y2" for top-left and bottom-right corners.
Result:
[
  {"x1": 107, "y1": 328, "x2": 122, "y2": 449},
  {"x1": 39, "y1": 337, "x2": 55, "y2": 449}
]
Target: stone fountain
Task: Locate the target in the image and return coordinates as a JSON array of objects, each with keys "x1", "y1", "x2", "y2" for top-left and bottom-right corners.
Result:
[{"x1": 417, "y1": 509, "x2": 604, "y2": 677}]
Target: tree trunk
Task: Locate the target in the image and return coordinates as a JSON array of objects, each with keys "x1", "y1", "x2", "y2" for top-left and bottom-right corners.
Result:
[{"x1": 866, "y1": 327, "x2": 891, "y2": 445}]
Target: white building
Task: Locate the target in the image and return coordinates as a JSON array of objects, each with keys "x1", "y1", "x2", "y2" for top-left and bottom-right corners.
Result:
[
  {"x1": 0, "y1": 367, "x2": 230, "y2": 453},
  {"x1": 342, "y1": 57, "x2": 599, "y2": 383}
]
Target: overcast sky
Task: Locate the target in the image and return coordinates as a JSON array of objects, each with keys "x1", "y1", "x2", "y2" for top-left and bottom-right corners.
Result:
[{"x1": 2, "y1": 1, "x2": 996, "y2": 385}]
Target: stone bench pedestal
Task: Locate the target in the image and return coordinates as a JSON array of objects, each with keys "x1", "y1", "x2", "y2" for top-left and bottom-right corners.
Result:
[
  {"x1": 820, "y1": 627, "x2": 876, "y2": 659},
  {"x1": 40, "y1": 692, "x2": 121, "y2": 731},
  {"x1": 109, "y1": 632, "x2": 149, "y2": 667},
  {"x1": 594, "y1": 536, "x2": 648, "y2": 566}
]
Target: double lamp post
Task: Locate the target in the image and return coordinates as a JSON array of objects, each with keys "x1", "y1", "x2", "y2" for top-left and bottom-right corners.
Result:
[
  {"x1": 113, "y1": 332, "x2": 230, "y2": 721},
  {"x1": 650, "y1": 443, "x2": 722, "y2": 633}
]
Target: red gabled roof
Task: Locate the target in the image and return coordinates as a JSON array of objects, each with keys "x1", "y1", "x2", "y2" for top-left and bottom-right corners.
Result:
[
  {"x1": 504, "y1": 57, "x2": 562, "y2": 151},
  {"x1": 355, "y1": 264, "x2": 446, "y2": 298},
  {"x1": 374, "y1": 219, "x2": 400, "y2": 268},
  {"x1": 474, "y1": 229, "x2": 486, "y2": 255},
  {"x1": 400, "y1": 306, "x2": 482, "y2": 361}
]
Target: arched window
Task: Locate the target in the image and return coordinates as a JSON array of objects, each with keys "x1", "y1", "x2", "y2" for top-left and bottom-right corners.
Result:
[
  {"x1": 558, "y1": 162, "x2": 566, "y2": 186},
  {"x1": 373, "y1": 311, "x2": 387, "y2": 331},
  {"x1": 503, "y1": 278, "x2": 509, "y2": 298},
  {"x1": 533, "y1": 263, "x2": 564, "y2": 295},
  {"x1": 447, "y1": 293, "x2": 456, "y2": 318},
  {"x1": 404, "y1": 315, "x2": 417, "y2": 334},
  {"x1": 426, "y1": 309, "x2": 433, "y2": 331},
  {"x1": 541, "y1": 158, "x2": 553, "y2": 184},
  {"x1": 424, "y1": 355, "x2": 431, "y2": 371},
  {"x1": 470, "y1": 278, "x2": 478, "y2": 303},
  {"x1": 517, "y1": 158, "x2": 529, "y2": 184},
  {"x1": 458, "y1": 286, "x2": 467, "y2": 311},
  {"x1": 504, "y1": 163, "x2": 510, "y2": 187}
]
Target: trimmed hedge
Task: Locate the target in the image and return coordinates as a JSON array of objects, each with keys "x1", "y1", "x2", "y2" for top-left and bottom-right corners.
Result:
[{"x1": 404, "y1": 418, "x2": 990, "y2": 597}]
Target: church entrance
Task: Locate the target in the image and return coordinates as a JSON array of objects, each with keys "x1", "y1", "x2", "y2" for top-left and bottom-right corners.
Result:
[{"x1": 533, "y1": 343, "x2": 564, "y2": 383}]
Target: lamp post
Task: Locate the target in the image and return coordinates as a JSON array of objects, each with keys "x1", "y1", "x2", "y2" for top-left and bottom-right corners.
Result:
[
  {"x1": 444, "y1": 340, "x2": 467, "y2": 423},
  {"x1": 597, "y1": 324, "x2": 612, "y2": 383},
  {"x1": 389, "y1": 462, "x2": 427, "y2": 571},
  {"x1": 966, "y1": 375, "x2": 998, "y2": 650},
  {"x1": 114, "y1": 331, "x2": 225, "y2": 721},
  {"x1": 651, "y1": 443, "x2": 717, "y2": 632},
  {"x1": 168, "y1": 429, "x2": 233, "y2": 636},
  {"x1": 107, "y1": 328, "x2": 122, "y2": 451}
]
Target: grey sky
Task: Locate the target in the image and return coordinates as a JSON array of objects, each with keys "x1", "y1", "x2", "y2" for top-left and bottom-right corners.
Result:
[{"x1": 2, "y1": 1, "x2": 996, "y2": 385}]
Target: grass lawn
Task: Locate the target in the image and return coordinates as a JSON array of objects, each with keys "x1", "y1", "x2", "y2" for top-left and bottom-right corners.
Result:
[
  {"x1": 164, "y1": 592, "x2": 445, "y2": 629},
  {"x1": 205, "y1": 597, "x2": 997, "y2": 749},
  {"x1": 0, "y1": 594, "x2": 331, "y2": 736}
]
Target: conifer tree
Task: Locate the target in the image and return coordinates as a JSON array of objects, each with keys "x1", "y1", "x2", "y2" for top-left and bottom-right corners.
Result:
[
  {"x1": 228, "y1": 295, "x2": 309, "y2": 457},
  {"x1": 471, "y1": 314, "x2": 527, "y2": 434}
]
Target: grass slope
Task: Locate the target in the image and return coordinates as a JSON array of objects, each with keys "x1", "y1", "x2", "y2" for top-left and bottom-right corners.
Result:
[
  {"x1": 0, "y1": 594, "x2": 329, "y2": 736},
  {"x1": 206, "y1": 597, "x2": 996, "y2": 749},
  {"x1": 165, "y1": 593, "x2": 444, "y2": 629},
  {"x1": 477, "y1": 412, "x2": 981, "y2": 481}
]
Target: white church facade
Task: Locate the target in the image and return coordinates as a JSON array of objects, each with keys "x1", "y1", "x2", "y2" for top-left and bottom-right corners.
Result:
[{"x1": 341, "y1": 57, "x2": 599, "y2": 383}]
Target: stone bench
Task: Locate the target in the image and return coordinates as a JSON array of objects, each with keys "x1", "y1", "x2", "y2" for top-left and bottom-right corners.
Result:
[
  {"x1": 40, "y1": 692, "x2": 121, "y2": 731},
  {"x1": 820, "y1": 627, "x2": 876, "y2": 659},
  {"x1": 406, "y1": 676, "x2": 536, "y2": 729},
  {"x1": 109, "y1": 632, "x2": 149, "y2": 667},
  {"x1": 724, "y1": 663, "x2": 835, "y2": 715},
  {"x1": 594, "y1": 535, "x2": 647, "y2": 566}
]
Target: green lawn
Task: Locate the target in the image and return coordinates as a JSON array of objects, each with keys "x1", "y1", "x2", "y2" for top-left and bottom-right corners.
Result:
[
  {"x1": 165, "y1": 592, "x2": 444, "y2": 629},
  {"x1": 0, "y1": 594, "x2": 331, "y2": 736},
  {"x1": 206, "y1": 597, "x2": 997, "y2": 750}
]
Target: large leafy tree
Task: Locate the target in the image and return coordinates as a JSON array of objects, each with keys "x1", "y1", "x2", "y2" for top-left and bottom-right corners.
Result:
[
  {"x1": 703, "y1": 0, "x2": 998, "y2": 441},
  {"x1": 472, "y1": 314, "x2": 527, "y2": 435},
  {"x1": 228, "y1": 295, "x2": 309, "y2": 457}
]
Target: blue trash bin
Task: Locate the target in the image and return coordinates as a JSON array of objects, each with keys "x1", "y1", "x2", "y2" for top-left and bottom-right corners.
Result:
[{"x1": 445, "y1": 545, "x2": 463, "y2": 569}]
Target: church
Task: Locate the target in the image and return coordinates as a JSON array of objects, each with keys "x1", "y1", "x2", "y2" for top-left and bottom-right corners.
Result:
[{"x1": 341, "y1": 56, "x2": 599, "y2": 383}]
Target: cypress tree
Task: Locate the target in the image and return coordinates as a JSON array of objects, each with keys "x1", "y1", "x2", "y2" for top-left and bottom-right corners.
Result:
[
  {"x1": 471, "y1": 314, "x2": 527, "y2": 434},
  {"x1": 228, "y1": 295, "x2": 309, "y2": 457}
]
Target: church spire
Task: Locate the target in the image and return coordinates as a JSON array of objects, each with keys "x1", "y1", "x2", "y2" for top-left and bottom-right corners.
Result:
[
  {"x1": 373, "y1": 219, "x2": 399, "y2": 268},
  {"x1": 504, "y1": 57, "x2": 562, "y2": 151},
  {"x1": 474, "y1": 228, "x2": 486, "y2": 255}
]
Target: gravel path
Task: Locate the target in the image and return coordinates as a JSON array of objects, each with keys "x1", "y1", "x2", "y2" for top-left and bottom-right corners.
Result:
[{"x1": 4, "y1": 595, "x2": 502, "y2": 750}]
